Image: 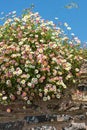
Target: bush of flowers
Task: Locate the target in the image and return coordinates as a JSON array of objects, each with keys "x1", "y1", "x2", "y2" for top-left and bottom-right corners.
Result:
[{"x1": 0, "y1": 9, "x2": 84, "y2": 104}]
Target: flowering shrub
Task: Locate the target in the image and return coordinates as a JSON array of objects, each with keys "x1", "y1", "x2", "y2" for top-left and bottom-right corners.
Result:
[{"x1": 0, "y1": 10, "x2": 83, "y2": 104}]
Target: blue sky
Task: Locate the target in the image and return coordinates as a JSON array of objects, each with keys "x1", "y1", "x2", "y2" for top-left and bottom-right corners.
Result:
[{"x1": 0, "y1": 0, "x2": 87, "y2": 46}]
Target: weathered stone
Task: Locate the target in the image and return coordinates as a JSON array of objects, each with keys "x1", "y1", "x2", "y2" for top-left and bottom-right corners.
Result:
[
  {"x1": 63, "y1": 122, "x2": 86, "y2": 130},
  {"x1": 24, "y1": 115, "x2": 48, "y2": 124},
  {"x1": 24, "y1": 114, "x2": 73, "y2": 124},
  {"x1": 0, "y1": 120, "x2": 24, "y2": 130},
  {"x1": 58, "y1": 100, "x2": 73, "y2": 111},
  {"x1": 24, "y1": 114, "x2": 59, "y2": 124},
  {"x1": 0, "y1": 60, "x2": 87, "y2": 129},
  {"x1": 47, "y1": 115, "x2": 57, "y2": 122},
  {"x1": 68, "y1": 106, "x2": 80, "y2": 111},
  {"x1": 77, "y1": 60, "x2": 87, "y2": 96},
  {"x1": 75, "y1": 115, "x2": 86, "y2": 120},
  {"x1": 78, "y1": 84, "x2": 87, "y2": 91},
  {"x1": 57, "y1": 114, "x2": 72, "y2": 122},
  {"x1": 79, "y1": 103, "x2": 87, "y2": 109},
  {"x1": 30, "y1": 125, "x2": 56, "y2": 130},
  {"x1": 62, "y1": 115, "x2": 73, "y2": 122}
]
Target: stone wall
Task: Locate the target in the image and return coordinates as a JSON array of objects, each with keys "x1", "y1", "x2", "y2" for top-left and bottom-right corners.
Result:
[{"x1": 0, "y1": 60, "x2": 87, "y2": 130}]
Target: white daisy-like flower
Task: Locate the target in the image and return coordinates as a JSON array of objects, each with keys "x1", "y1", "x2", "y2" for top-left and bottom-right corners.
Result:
[
  {"x1": 12, "y1": 11, "x2": 16, "y2": 14},
  {"x1": 36, "y1": 74, "x2": 41, "y2": 78},
  {"x1": 55, "y1": 17, "x2": 58, "y2": 20},
  {"x1": 43, "y1": 96, "x2": 47, "y2": 101},
  {"x1": 2, "y1": 96, "x2": 7, "y2": 100},
  {"x1": 64, "y1": 22, "x2": 68, "y2": 27},
  {"x1": 75, "y1": 68, "x2": 79, "y2": 72},
  {"x1": 21, "y1": 80, "x2": 26, "y2": 85},
  {"x1": 67, "y1": 27, "x2": 71, "y2": 30},
  {"x1": 27, "y1": 82, "x2": 32, "y2": 87},
  {"x1": 0, "y1": 93, "x2": 3, "y2": 96},
  {"x1": 35, "y1": 69, "x2": 39, "y2": 74},
  {"x1": 47, "y1": 95, "x2": 51, "y2": 100}
]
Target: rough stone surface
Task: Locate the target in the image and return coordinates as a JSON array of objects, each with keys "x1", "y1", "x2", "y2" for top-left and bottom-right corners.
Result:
[
  {"x1": 24, "y1": 115, "x2": 48, "y2": 124},
  {"x1": 79, "y1": 60, "x2": 87, "y2": 85},
  {"x1": 63, "y1": 122, "x2": 87, "y2": 130},
  {"x1": 0, "y1": 61, "x2": 86, "y2": 130},
  {"x1": 24, "y1": 114, "x2": 72, "y2": 124},
  {"x1": 0, "y1": 111, "x2": 86, "y2": 130},
  {"x1": 0, "y1": 120, "x2": 24, "y2": 130},
  {"x1": 30, "y1": 125, "x2": 56, "y2": 130},
  {"x1": 72, "y1": 60, "x2": 87, "y2": 102}
]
